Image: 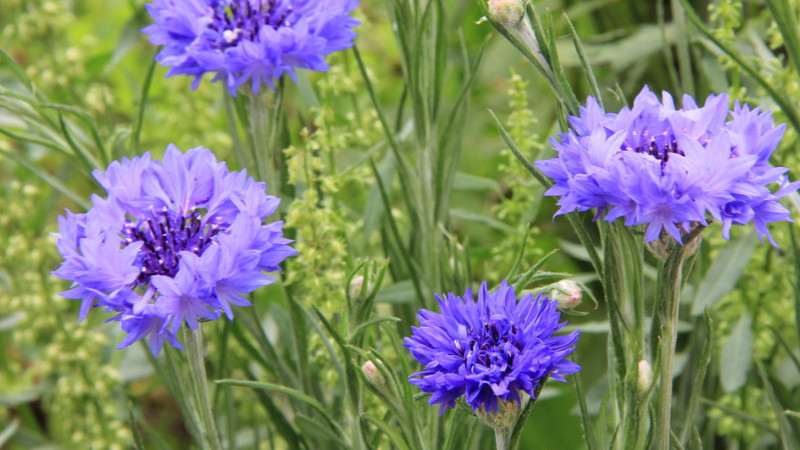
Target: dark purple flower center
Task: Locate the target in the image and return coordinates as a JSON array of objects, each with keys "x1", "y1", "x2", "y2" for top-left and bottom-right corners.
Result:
[
  {"x1": 624, "y1": 131, "x2": 684, "y2": 169},
  {"x1": 461, "y1": 320, "x2": 523, "y2": 378},
  {"x1": 122, "y1": 208, "x2": 221, "y2": 286},
  {"x1": 209, "y1": 0, "x2": 294, "y2": 49},
  {"x1": 722, "y1": 200, "x2": 745, "y2": 217}
]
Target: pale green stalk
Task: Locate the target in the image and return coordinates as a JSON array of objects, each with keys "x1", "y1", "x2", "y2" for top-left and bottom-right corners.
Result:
[
  {"x1": 245, "y1": 83, "x2": 284, "y2": 195},
  {"x1": 494, "y1": 426, "x2": 512, "y2": 450},
  {"x1": 654, "y1": 256, "x2": 684, "y2": 450},
  {"x1": 653, "y1": 228, "x2": 703, "y2": 450},
  {"x1": 185, "y1": 326, "x2": 223, "y2": 450}
]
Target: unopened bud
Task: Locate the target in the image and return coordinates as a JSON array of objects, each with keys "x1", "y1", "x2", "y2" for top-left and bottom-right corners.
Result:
[
  {"x1": 349, "y1": 275, "x2": 364, "y2": 299},
  {"x1": 551, "y1": 280, "x2": 582, "y2": 310},
  {"x1": 638, "y1": 360, "x2": 652, "y2": 392},
  {"x1": 362, "y1": 360, "x2": 385, "y2": 387},
  {"x1": 487, "y1": 0, "x2": 525, "y2": 28}
]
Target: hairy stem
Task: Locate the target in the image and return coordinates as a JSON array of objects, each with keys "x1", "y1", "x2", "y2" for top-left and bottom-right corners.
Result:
[{"x1": 186, "y1": 326, "x2": 223, "y2": 450}]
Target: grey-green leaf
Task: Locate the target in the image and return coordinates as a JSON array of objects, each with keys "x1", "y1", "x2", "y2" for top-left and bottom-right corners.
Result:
[
  {"x1": 720, "y1": 314, "x2": 753, "y2": 393},
  {"x1": 691, "y1": 234, "x2": 757, "y2": 315}
]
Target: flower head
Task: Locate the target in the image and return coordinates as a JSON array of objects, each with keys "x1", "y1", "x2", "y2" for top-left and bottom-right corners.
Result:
[
  {"x1": 536, "y1": 86, "x2": 799, "y2": 245},
  {"x1": 404, "y1": 281, "x2": 580, "y2": 415},
  {"x1": 52, "y1": 144, "x2": 297, "y2": 354},
  {"x1": 142, "y1": 0, "x2": 360, "y2": 95}
]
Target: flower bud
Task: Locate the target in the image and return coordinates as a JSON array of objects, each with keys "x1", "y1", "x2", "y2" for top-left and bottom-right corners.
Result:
[
  {"x1": 551, "y1": 280, "x2": 582, "y2": 310},
  {"x1": 638, "y1": 359, "x2": 653, "y2": 392},
  {"x1": 349, "y1": 275, "x2": 364, "y2": 299},
  {"x1": 362, "y1": 360, "x2": 385, "y2": 388},
  {"x1": 487, "y1": 0, "x2": 524, "y2": 28}
]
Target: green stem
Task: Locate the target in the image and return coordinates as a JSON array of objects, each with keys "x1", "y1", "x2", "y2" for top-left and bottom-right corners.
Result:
[
  {"x1": 246, "y1": 85, "x2": 283, "y2": 195},
  {"x1": 186, "y1": 326, "x2": 223, "y2": 450},
  {"x1": 653, "y1": 231, "x2": 700, "y2": 450},
  {"x1": 655, "y1": 265, "x2": 681, "y2": 449},
  {"x1": 494, "y1": 425, "x2": 512, "y2": 450}
]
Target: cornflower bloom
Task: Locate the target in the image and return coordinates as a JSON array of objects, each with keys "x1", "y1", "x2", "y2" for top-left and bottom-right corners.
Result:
[
  {"x1": 142, "y1": 0, "x2": 360, "y2": 95},
  {"x1": 53, "y1": 145, "x2": 297, "y2": 354},
  {"x1": 536, "y1": 86, "x2": 799, "y2": 244},
  {"x1": 404, "y1": 281, "x2": 580, "y2": 415}
]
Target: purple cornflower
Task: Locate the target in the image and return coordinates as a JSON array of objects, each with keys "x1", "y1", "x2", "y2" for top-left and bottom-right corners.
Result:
[
  {"x1": 404, "y1": 281, "x2": 580, "y2": 415},
  {"x1": 536, "y1": 86, "x2": 799, "y2": 244},
  {"x1": 52, "y1": 145, "x2": 297, "y2": 354},
  {"x1": 141, "y1": 0, "x2": 360, "y2": 96}
]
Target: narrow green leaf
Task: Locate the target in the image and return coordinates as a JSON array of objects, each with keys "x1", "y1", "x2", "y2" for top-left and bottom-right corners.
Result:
[
  {"x1": 505, "y1": 227, "x2": 531, "y2": 281},
  {"x1": 216, "y1": 379, "x2": 347, "y2": 440},
  {"x1": 453, "y1": 172, "x2": 501, "y2": 193},
  {"x1": 294, "y1": 414, "x2": 350, "y2": 448},
  {"x1": 353, "y1": 46, "x2": 414, "y2": 196},
  {"x1": 359, "y1": 414, "x2": 412, "y2": 450},
  {"x1": 449, "y1": 208, "x2": 519, "y2": 234},
  {"x1": 0, "y1": 48, "x2": 33, "y2": 90},
  {"x1": 128, "y1": 406, "x2": 146, "y2": 450},
  {"x1": 789, "y1": 223, "x2": 800, "y2": 350},
  {"x1": 0, "y1": 149, "x2": 90, "y2": 209},
  {"x1": 131, "y1": 56, "x2": 157, "y2": 155},
  {"x1": 347, "y1": 316, "x2": 400, "y2": 343},
  {"x1": 361, "y1": 151, "x2": 396, "y2": 249},
  {"x1": 295, "y1": 70, "x2": 319, "y2": 109},
  {"x1": 719, "y1": 314, "x2": 753, "y2": 393},
  {"x1": 57, "y1": 114, "x2": 102, "y2": 173},
  {"x1": 0, "y1": 312, "x2": 23, "y2": 331},
  {"x1": 487, "y1": 108, "x2": 551, "y2": 188},
  {"x1": 679, "y1": 310, "x2": 713, "y2": 444},
  {"x1": 242, "y1": 367, "x2": 302, "y2": 449},
  {"x1": 368, "y1": 159, "x2": 425, "y2": 303},
  {"x1": 562, "y1": 11, "x2": 602, "y2": 107},
  {"x1": 572, "y1": 371, "x2": 597, "y2": 450},
  {"x1": 765, "y1": 0, "x2": 800, "y2": 78},
  {"x1": 756, "y1": 360, "x2": 800, "y2": 448},
  {"x1": 45, "y1": 104, "x2": 107, "y2": 166},
  {"x1": 0, "y1": 419, "x2": 19, "y2": 447},
  {"x1": 375, "y1": 280, "x2": 417, "y2": 304},
  {"x1": 691, "y1": 234, "x2": 757, "y2": 315},
  {"x1": 766, "y1": 325, "x2": 800, "y2": 374}
]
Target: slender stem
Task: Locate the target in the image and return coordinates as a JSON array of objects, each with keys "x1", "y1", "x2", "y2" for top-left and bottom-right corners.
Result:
[
  {"x1": 186, "y1": 326, "x2": 223, "y2": 450},
  {"x1": 246, "y1": 85, "x2": 283, "y2": 195},
  {"x1": 494, "y1": 425, "x2": 512, "y2": 450},
  {"x1": 654, "y1": 246, "x2": 689, "y2": 450},
  {"x1": 247, "y1": 91, "x2": 270, "y2": 188}
]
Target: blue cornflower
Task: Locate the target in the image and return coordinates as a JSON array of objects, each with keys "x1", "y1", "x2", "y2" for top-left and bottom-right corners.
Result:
[
  {"x1": 536, "y1": 86, "x2": 799, "y2": 244},
  {"x1": 404, "y1": 281, "x2": 580, "y2": 415},
  {"x1": 52, "y1": 145, "x2": 297, "y2": 354},
  {"x1": 142, "y1": 0, "x2": 360, "y2": 95}
]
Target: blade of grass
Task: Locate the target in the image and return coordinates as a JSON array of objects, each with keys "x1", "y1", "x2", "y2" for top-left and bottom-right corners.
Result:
[
  {"x1": 563, "y1": 11, "x2": 602, "y2": 106},
  {"x1": 0, "y1": 149, "x2": 90, "y2": 209},
  {"x1": 216, "y1": 379, "x2": 348, "y2": 441},
  {"x1": 130, "y1": 57, "x2": 157, "y2": 155}
]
